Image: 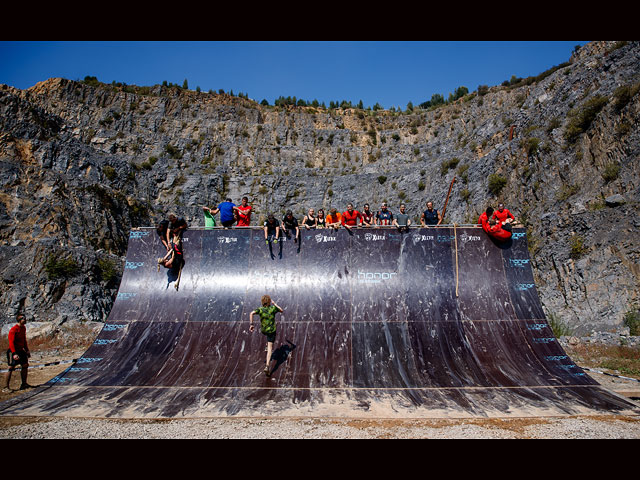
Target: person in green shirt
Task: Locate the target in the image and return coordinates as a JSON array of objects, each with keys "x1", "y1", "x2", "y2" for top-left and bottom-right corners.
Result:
[{"x1": 249, "y1": 295, "x2": 283, "y2": 376}]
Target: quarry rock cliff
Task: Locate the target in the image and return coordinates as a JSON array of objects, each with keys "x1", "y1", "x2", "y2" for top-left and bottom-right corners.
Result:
[{"x1": 0, "y1": 40, "x2": 638, "y2": 335}]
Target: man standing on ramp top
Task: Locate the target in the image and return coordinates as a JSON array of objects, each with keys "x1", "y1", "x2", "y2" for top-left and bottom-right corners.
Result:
[{"x1": 249, "y1": 295, "x2": 283, "y2": 377}]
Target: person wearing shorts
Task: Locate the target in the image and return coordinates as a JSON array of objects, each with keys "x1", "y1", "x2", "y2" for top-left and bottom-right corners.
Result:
[
  {"x1": 249, "y1": 295, "x2": 283, "y2": 376},
  {"x1": 211, "y1": 199, "x2": 237, "y2": 229}
]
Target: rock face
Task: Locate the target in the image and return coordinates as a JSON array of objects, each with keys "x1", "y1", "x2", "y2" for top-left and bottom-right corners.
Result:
[{"x1": 0, "y1": 41, "x2": 638, "y2": 334}]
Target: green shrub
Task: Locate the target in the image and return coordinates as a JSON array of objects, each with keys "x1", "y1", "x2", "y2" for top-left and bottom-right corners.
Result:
[
  {"x1": 102, "y1": 165, "x2": 117, "y2": 181},
  {"x1": 623, "y1": 307, "x2": 640, "y2": 336},
  {"x1": 548, "y1": 312, "x2": 574, "y2": 337},
  {"x1": 487, "y1": 174, "x2": 507, "y2": 196},
  {"x1": 569, "y1": 235, "x2": 587, "y2": 259},
  {"x1": 602, "y1": 162, "x2": 620, "y2": 183},
  {"x1": 165, "y1": 144, "x2": 183, "y2": 159},
  {"x1": 377, "y1": 175, "x2": 387, "y2": 184},
  {"x1": 45, "y1": 255, "x2": 79, "y2": 280},
  {"x1": 97, "y1": 257, "x2": 118, "y2": 284},
  {"x1": 440, "y1": 158, "x2": 460, "y2": 176},
  {"x1": 613, "y1": 82, "x2": 640, "y2": 112},
  {"x1": 564, "y1": 95, "x2": 608, "y2": 144},
  {"x1": 556, "y1": 184, "x2": 580, "y2": 201},
  {"x1": 522, "y1": 137, "x2": 540, "y2": 157}
]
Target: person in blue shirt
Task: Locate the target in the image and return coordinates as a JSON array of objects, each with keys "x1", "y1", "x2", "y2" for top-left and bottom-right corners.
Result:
[{"x1": 211, "y1": 198, "x2": 236, "y2": 228}]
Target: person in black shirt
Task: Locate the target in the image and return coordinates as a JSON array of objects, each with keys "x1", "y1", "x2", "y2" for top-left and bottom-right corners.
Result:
[
  {"x1": 282, "y1": 210, "x2": 300, "y2": 242},
  {"x1": 263, "y1": 214, "x2": 281, "y2": 244},
  {"x1": 156, "y1": 219, "x2": 170, "y2": 251},
  {"x1": 420, "y1": 201, "x2": 442, "y2": 226},
  {"x1": 167, "y1": 214, "x2": 188, "y2": 244}
]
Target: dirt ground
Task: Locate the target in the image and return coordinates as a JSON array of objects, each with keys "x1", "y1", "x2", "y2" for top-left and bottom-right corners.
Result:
[{"x1": 1, "y1": 345, "x2": 639, "y2": 438}]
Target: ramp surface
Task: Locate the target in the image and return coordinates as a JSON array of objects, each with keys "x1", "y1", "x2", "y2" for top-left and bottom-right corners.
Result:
[{"x1": 1, "y1": 227, "x2": 639, "y2": 418}]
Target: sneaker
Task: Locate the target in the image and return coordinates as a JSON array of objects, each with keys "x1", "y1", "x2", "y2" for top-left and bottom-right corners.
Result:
[
  {"x1": 2, "y1": 387, "x2": 12, "y2": 393},
  {"x1": 264, "y1": 367, "x2": 271, "y2": 377}
]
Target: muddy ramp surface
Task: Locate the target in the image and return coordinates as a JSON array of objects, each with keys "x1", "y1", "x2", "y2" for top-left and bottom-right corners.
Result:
[{"x1": 1, "y1": 227, "x2": 638, "y2": 418}]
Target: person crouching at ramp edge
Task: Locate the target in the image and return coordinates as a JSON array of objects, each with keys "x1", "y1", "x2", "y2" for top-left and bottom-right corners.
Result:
[{"x1": 249, "y1": 295, "x2": 283, "y2": 377}]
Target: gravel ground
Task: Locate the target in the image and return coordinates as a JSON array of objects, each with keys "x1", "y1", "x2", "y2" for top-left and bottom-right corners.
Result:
[
  {"x1": 1, "y1": 346, "x2": 639, "y2": 439},
  {"x1": 1, "y1": 414, "x2": 640, "y2": 439}
]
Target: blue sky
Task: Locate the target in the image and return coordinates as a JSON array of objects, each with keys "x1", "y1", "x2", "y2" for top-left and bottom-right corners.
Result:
[{"x1": 0, "y1": 41, "x2": 587, "y2": 110}]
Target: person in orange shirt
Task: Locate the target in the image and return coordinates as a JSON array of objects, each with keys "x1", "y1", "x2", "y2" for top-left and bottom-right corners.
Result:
[
  {"x1": 3, "y1": 314, "x2": 32, "y2": 392},
  {"x1": 326, "y1": 208, "x2": 342, "y2": 230}
]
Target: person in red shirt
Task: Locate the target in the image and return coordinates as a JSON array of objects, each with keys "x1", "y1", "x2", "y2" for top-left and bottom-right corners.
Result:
[
  {"x1": 487, "y1": 218, "x2": 512, "y2": 241},
  {"x1": 361, "y1": 204, "x2": 374, "y2": 227},
  {"x1": 3, "y1": 314, "x2": 32, "y2": 392},
  {"x1": 234, "y1": 196, "x2": 252, "y2": 227},
  {"x1": 341, "y1": 203, "x2": 363, "y2": 231},
  {"x1": 478, "y1": 206, "x2": 494, "y2": 233},
  {"x1": 493, "y1": 203, "x2": 515, "y2": 225}
]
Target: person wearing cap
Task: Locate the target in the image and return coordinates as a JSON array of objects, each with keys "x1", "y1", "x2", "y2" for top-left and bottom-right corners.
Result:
[
  {"x1": 325, "y1": 208, "x2": 342, "y2": 230},
  {"x1": 263, "y1": 214, "x2": 281, "y2": 244},
  {"x1": 282, "y1": 210, "x2": 300, "y2": 242},
  {"x1": 375, "y1": 202, "x2": 393, "y2": 226},
  {"x1": 3, "y1": 313, "x2": 33, "y2": 392}
]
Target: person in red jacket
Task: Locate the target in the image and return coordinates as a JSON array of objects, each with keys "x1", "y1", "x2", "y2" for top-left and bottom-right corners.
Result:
[
  {"x1": 3, "y1": 314, "x2": 32, "y2": 392},
  {"x1": 487, "y1": 218, "x2": 512, "y2": 241},
  {"x1": 493, "y1": 203, "x2": 516, "y2": 225},
  {"x1": 478, "y1": 206, "x2": 494, "y2": 233},
  {"x1": 341, "y1": 203, "x2": 363, "y2": 231}
]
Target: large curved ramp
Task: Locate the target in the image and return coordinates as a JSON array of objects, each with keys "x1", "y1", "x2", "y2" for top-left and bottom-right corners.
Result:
[{"x1": 2, "y1": 227, "x2": 639, "y2": 418}]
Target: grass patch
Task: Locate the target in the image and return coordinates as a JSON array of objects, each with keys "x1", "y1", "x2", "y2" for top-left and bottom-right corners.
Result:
[
  {"x1": 564, "y1": 95, "x2": 608, "y2": 144},
  {"x1": 566, "y1": 343, "x2": 640, "y2": 378},
  {"x1": 548, "y1": 313, "x2": 574, "y2": 337},
  {"x1": 624, "y1": 307, "x2": 640, "y2": 336},
  {"x1": 45, "y1": 255, "x2": 79, "y2": 280},
  {"x1": 487, "y1": 174, "x2": 507, "y2": 196}
]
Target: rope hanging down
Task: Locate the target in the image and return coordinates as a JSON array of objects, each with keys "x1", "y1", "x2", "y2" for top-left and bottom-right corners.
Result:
[{"x1": 454, "y1": 223, "x2": 459, "y2": 297}]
